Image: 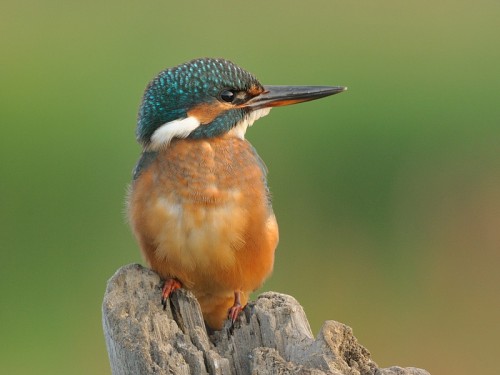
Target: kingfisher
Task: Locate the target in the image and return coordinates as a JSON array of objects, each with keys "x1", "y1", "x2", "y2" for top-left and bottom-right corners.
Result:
[{"x1": 128, "y1": 57, "x2": 346, "y2": 330}]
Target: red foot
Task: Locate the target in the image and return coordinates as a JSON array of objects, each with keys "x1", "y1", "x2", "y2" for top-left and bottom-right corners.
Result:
[
  {"x1": 161, "y1": 278, "x2": 182, "y2": 309},
  {"x1": 227, "y1": 291, "x2": 244, "y2": 325}
]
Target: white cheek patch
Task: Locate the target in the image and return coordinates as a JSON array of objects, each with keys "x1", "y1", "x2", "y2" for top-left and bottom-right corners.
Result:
[
  {"x1": 149, "y1": 116, "x2": 200, "y2": 150},
  {"x1": 229, "y1": 108, "x2": 272, "y2": 139}
]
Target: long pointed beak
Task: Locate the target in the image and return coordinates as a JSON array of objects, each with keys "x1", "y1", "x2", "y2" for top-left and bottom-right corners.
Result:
[{"x1": 246, "y1": 85, "x2": 347, "y2": 109}]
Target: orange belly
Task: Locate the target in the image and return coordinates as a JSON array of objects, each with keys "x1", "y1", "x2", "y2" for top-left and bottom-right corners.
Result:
[{"x1": 128, "y1": 136, "x2": 278, "y2": 328}]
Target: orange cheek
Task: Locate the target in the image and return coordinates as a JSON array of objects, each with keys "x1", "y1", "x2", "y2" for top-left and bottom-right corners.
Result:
[{"x1": 187, "y1": 102, "x2": 232, "y2": 125}]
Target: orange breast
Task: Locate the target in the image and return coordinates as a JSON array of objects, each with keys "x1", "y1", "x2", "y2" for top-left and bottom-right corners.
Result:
[{"x1": 128, "y1": 136, "x2": 278, "y2": 319}]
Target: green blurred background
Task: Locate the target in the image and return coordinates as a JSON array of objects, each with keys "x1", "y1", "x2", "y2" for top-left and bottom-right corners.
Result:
[{"x1": 1, "y1": 1, "x2": 499, "y2": 374}]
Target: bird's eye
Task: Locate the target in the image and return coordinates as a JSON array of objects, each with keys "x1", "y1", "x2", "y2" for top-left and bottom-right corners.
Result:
[{"x1": 220, "y1": 90, "x2": 235, "y2": 103}]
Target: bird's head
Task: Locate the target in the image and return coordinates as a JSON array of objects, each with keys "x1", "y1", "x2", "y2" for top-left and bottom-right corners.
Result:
[{"x1": 136, "y1": 58, "x2": 346, "y2": 149}]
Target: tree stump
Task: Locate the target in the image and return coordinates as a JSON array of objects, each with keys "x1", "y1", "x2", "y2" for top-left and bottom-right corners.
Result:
[{"x1": 102, "y1": 264, "x2": 430, "y2": 375}]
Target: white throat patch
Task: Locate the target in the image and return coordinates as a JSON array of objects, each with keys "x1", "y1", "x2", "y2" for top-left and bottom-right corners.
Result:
[
  {"x1": 149, "y1": 116, "x2": 200, "y2": 150},
  {"x1": 148, "y1": 108, "x2": 271, "y2": 149},
  {"x1": 229, "y1": 108, "x2": 272, "y2": 139}
]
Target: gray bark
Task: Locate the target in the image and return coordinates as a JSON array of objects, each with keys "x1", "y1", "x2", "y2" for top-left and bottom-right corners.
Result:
[{"x1": 102, "y1": 264, "x2": 430, "y2": 375}]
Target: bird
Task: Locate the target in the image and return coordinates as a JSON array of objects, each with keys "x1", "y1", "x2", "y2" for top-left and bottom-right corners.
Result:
[{"x1": 127, "y1": 57, "x2": 346, "y2": 330}]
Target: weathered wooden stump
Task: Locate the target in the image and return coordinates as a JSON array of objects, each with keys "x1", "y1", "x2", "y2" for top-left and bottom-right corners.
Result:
[{"x1": 102, "y1": 264, "x2": 430, "y2": 375}]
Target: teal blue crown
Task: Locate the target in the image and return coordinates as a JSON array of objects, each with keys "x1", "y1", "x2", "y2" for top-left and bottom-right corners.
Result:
[{"x1": 136, "y1": 58, "x2": 262, "y2": 144}]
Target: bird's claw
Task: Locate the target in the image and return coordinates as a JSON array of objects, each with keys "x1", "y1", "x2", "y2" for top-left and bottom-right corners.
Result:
[
  {"x1": 227, "y1": 291, "x2": 244, "y2": 325},
  {"x1": 161, "y1": 278, "x2": 182, "y2": 309},
  {"x1": 228, "y1": 303, "x2": 244, "y2": 325}
]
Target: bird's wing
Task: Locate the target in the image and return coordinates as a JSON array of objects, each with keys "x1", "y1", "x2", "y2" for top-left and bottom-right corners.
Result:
[{"x1": 132, "y1": 151, "x2": 158, "y2": 180}]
